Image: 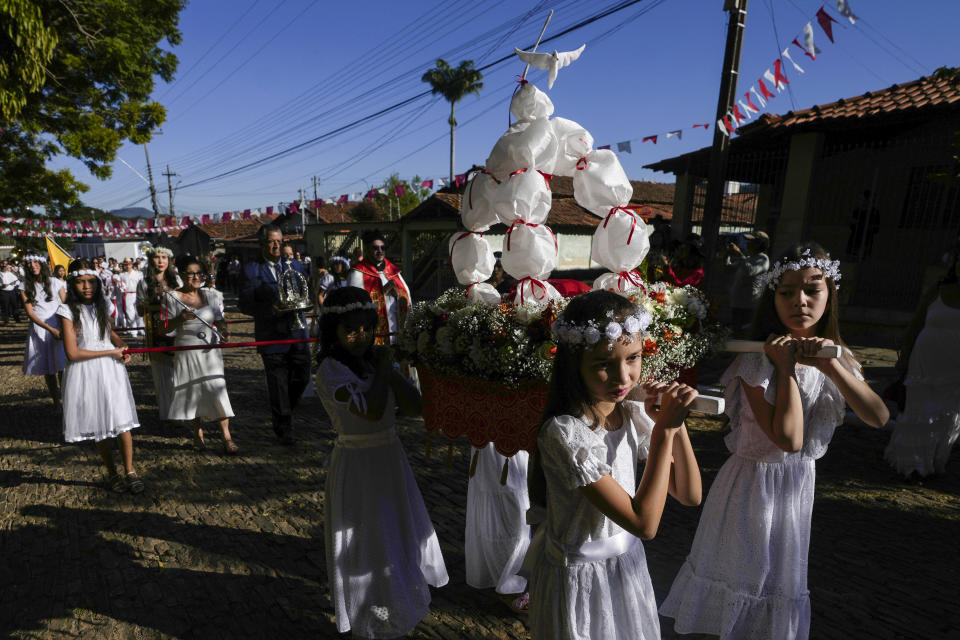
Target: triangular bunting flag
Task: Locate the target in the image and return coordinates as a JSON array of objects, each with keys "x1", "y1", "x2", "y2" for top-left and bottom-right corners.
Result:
[
  {"x1": 836, "y1": 0, "x2": 857, "y2": 24},
  {"x1": 618, "y1": 140, "x2": 634, "y2": 152},
  {"x1": 378, "y1": 186, "x2": 389, "y2": 194},
  {"x1": 437, "y1": 178, "x2": 448, "y2": 188},
  {"x1": 692, "y1": 123, "x2": 710, "y2": 130},
  {"x1": 757, "y1": 76, "x2": 776, "y2": 100},
  {"x1": 732, "y1": 104, "x2": 747, "y2": 125},
  {"x1": 394, "y1": 185, "x2": 405, "y2": 196},
  {"x1": 816, "y1": 6, "x2": 838, "y2": 43},
  {"x1": 597, "y1": 144, "x2": 611, "y2": 150},
  {"x1": 337, "y1": 194, "x2": 348, "y2": 204},
  {"x1": 666, "y1": 130, "x2": 682, "y2": 139},
  {"x1": 421, "y1": 179, "x2": 434, "y2": 189},
  {"x1": 745, "y1": 90, "x2": 762, "y2": 112},
  {"x1": 781, "y1": 48, "x2": 805, "y2": 74},
  {"x1": 803, "y1": 22, "x2": 822, "y2": 58},
  {"x1": 454, "y1": 173, "x2": 467, "y2": 187},
  {"x1": 739, "y1": 99, "x2": 757, "y2": 118}
]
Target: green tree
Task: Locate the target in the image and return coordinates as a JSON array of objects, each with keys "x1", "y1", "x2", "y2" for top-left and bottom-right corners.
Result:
[
  {"x1": 421, "y1": 59, "x2": 483, "y2": 184},
  {"x1": 373, "y1": 173, "x2": 432, "y2": 218},
  {"x1": 0, "y1": 0, "x2": 185, "y2": 213}
]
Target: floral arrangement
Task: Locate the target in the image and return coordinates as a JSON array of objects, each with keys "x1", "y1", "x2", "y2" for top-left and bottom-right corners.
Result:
[
  {"x1": 397, "y1": 287, "x2": 567, "y2": 388},
  {"x1": 622, "y1": 281, "x2": 729, "y2": 382},
  {"x1": 398, "y1": 281, "x2": 728, "y2": 387}
]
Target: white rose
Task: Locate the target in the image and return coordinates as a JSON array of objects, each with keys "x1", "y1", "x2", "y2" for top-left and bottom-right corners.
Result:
[
  {"x1": 583, "y1": 326, "x2": 601, "y2": 344},
  {"x1": 604, "y1": 322, "x2": 623, "y2": 340}
]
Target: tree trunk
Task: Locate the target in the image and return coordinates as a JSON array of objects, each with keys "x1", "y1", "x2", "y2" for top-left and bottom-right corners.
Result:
[{"x1": 448, "y1": 101, "x2": 456, "y2": 185}]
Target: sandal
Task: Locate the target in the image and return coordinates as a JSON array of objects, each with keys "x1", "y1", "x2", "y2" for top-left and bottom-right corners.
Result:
[
  {"x1": 126, "y1": 471, "x2": 144, "y2": 494},
  {"x1": 223, "y1": 439, "x2": 239, "y2": 455},
  {"x1": 109, "y1": 472, "x2": 127, "y2": 493}
]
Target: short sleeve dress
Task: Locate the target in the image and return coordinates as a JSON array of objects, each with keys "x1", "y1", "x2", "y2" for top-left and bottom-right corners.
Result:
[
  {"x1": 164, "y1": 289, "x2": 234, "y2": 422},
  {"x1": 57, "y1": 301, "x2": 139, "y2": 442},
  {"x1": 659, "y1": 351, "x2": 862, "y2": 640},
  {"x1": 137, "y1": 275, "x2": 181, "y2": 419},
  {"x1": 315, "y1": 357, "x2": 448, "y2": 639},
  {"x1": 526, "y1": 400, "x2": 660, "y2": 640},
  {"x1": 21, "y1": 278, "x2": 66, "y2": 375}
]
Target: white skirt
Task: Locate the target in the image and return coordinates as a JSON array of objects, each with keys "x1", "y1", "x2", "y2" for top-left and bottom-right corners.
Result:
[
  {"x1": 167, "y1": 347, "x2": 234, "y2": 421},
  {"x1": 62, "y1": 354, "x2": 139, "y2": 442},
  {"x1": 465, "y1": 445, "x2": 530, "y2": 594},
  {"x1": 884, "y1": 381, "x2": 960, "y2": 477},
  {"x1": 660, "y1": 454, "x2": 814, "y2": 640},
  {"x1": 325, "y1": 432, "x2": 448, "y2": 638},
  {"x1": 23, "y1": 319, "x2": 65, "y2": 376}
]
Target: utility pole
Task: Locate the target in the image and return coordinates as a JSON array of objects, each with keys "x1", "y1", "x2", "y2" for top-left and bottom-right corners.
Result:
[
  {"x1": 299, "y1": 187, "x2": 306, "y2": 232},
  {"x1": 143, "y1": 144, "x2": 161, "y2": 219},
  {"x1": 313, "y1": 175, "x2": 320, "y2": 220},
  {"x1": 162, "y1": 164, "x2": 178, "y2": 216},
  {"x1": 701, "y1": 0, "x2": 748, "y2": 284}
]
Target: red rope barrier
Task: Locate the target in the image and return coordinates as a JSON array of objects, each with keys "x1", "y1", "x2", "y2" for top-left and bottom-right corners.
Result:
[{"x1": 123, "y1": 337, "x2": 317, "y2": 355}]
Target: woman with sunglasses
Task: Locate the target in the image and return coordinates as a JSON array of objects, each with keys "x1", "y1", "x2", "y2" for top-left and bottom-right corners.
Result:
[{"x1": 163, "y1": 255, "x2": 238, "y2": 454}]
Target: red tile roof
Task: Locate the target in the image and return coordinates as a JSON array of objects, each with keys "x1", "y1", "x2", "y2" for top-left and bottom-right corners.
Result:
[
  {"x1": 738, "y1": 70, "x2": 960, "y2": 134},
  {"x1": 166, "y1": 214, "x2": 279, "y2": 241}
]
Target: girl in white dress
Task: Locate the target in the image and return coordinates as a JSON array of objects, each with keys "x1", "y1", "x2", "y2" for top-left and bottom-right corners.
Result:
[
  {"x1": 314, "y1": 286, "x2": 448, "y2": 639},
  {"x1": 526, "y1": 290, "x2": 702, "y2": 640},
  {"x1": 58, "y1": 259, "x2": 144, "y2": 494},
  {"x1": 136, "y1": 247, "x2": 181, "y2": 419},
  {"x1": 660, "y1": 242, "x2": 889, "y2": 640},
  {"x1": 884, "y1": 252, "x2": 960, "y2": 477},
  {"x1": 465, "y1": 445, "x2": 531, "y2": 610},
  {"x1": 163, "y1": 255, "x2": 237, "y2": 454},
  {"x1": 19, "y1": 254, "x2": 67, "y2": 406}
]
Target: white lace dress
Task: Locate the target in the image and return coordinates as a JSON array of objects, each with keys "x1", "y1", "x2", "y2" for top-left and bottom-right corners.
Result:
[
  {"x1": 57, "y1": 301, "x2": 139, "y2": 442},
  {"x1": 21, "y1": 279, "x2": 66, "y2": 375},
  {"x1": 137, "y1": 276, "x2": 181, "y2": 419},
  {"x1": 465, "y1": 444, "x2": 530, "y2": 594},
  {"x1": 884, "y1": 295, "x2": 960, "y2": 477},
  {"x1": 660, "y1": 352, "x2": 861, "y2": 640},
  {"x1": 315, "y1": 357, "x2": 448, "y2": 638},
  {"x1": 164, "y1": 289, "x2": 234, "y2": 422},
  {"x1": 526, "y1": 400, "x2": 660, "y2": 640}
]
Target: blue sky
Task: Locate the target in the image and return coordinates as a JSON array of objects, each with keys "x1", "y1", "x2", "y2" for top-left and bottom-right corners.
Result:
[{"x1": 49, "y1": 0, "x2": 960, "y2": 216}]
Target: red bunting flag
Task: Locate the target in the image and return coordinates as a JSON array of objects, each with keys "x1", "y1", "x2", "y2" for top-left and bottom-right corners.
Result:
[
  {"x1": 421, "y1": 179, "x2": 434, "y2": 189},
  {"x1": 364, "y1": 190, "x2": 377, "y2": 200},
  {"x1": 757, "y1": 76, "x2": 776, "y2": 100},
  {"x1": 337, "y1": 194, "x2": 348, "y2": 204},
  {"x1": 454, "y1": 173, "x2": 467, "y2": 187},
  {"x1": 223, "y1": 212, "x2": 233, "y2": 221},
  {"x1": 722, "y1": 115, "x2": 736, "y2": 134},
  {"x1": 266, "y1": 206, "x2": 274, "y2": 214},
  {"x1": 394, "y1": 184, "x2": 405, "y2": 196},
  {"x1": 733, "y1": 104, "x2": 748, "y2": 125},
  {"x1": 692, "y1": 123, "x2": 710, "y2": 129},
  {"x1": 773, "y1": 59, "x2": 790, "y2": 88},
  {"x1": 745, "y1": 91, "x2": 761, "y2": 113},
  {"x1": 641, "y1": 135, "x2": 657, "y2": 144},
  {"x1": 816, "y1": 7, "x2": 838, "y2": 43}
]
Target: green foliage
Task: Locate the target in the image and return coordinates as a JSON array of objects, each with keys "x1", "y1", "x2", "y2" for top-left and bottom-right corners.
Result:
[
  {"x1": 373, "y1": 173, "x2": 432, "y2": 217},
  {"x1": 421, "y1": 58, "x2": 484, "y2": 127},
  {"x1": 0, "y1": 0, "x2": 185, "y2": 209}
]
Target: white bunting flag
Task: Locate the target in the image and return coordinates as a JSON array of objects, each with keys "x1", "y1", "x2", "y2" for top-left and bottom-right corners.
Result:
[
  {"x1": 438, "y1": 178, "x2": 449, "y2": 188},
  {"x1": 665, "y1": 130, "x2": 682, "y2": 140},
  {"x1": 781, "y1": 48, "x2": 805, "y2": 74},
  {"x1": 802, "y1": 22, "x2": 821, "y2": 59},
  {"x1": 836, "y1": 0, "x2": 857, "y2": 24},
  {"x1": 763, "y1": 69, "x2": 785, "y2": 93},
  {"x1": 739, "y1": 99, "x2": 758, "y2": 118},
  {"x1": 750, "y1": 86, "x2": 768, "y2": 108}
]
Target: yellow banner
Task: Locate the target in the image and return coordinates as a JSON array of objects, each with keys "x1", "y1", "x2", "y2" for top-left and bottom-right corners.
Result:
[{"x1": 45, "y1": 236, "x2": 73, "y2": 271}]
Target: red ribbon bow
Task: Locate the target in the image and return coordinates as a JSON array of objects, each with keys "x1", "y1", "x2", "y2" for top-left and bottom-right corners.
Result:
[
  {"x1": 575, "y1": 157, "x2": 588, "y2": 171},
  {"x1": 617, "y1": 270, "x2": 645, "y2": 291},
  {"x1": 506, "y1": 219, "x2": 558, "y2": 252},
  {"x1": 514, "y1": 277, "x2": 548, "y2": 305},
  {"x1": 603, "y1": 206, "x2": 642, "y2": 245}
]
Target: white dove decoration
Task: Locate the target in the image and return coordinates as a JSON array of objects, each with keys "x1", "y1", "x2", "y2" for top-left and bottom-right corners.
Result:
[{"x1": 514, "y1": 44, "x2": 586, "y2": 89}]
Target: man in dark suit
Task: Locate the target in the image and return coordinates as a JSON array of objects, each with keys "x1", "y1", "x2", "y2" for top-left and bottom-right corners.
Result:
[{"x1": 239, "y1": 224, "x2": 311, "y2": 445}]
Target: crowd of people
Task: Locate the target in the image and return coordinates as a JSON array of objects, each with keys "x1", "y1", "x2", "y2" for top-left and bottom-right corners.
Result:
[{"x1": 5, "y1": 222, "x2": 958, "y2": 640}]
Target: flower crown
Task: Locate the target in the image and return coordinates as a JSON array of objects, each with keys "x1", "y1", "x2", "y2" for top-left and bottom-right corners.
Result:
[
  {"x1": 145, "y1": 247, "x2": 174, "y2": 258},
  {"x1": 320, "y1": 301, "x2": 379, "y2": 315},
  {"x1": 761, "y1": 249, "x2": 841, "y2": 291},
  {"x1": 23, "y1": 254, "x2": 47, "y2": 263},
  {"x1": 330, "y1": 256, "x2": 351, "y2": 268},
  {"x1": 551, "y1": 309, "x2": 653, "y2": 348},
  {"x1": 68, "y1": 269, "x2": 99, "y2": 278}
]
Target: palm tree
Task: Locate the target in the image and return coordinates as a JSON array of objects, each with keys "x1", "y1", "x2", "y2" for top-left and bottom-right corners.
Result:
[{"x1": 421, "y1": 59, "x2": 483, "y2": 185}]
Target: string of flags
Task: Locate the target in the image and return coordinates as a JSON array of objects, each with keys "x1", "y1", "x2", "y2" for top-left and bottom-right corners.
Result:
[
  {"x1": 593, "y1": 1, "x2": 858, "y2": 148},
  {"x1": 0, "y1": 210, "x2": 272, "y2": 239},
  {"x1": 291, "y1": 174, "x2": 471, "y2": 213}
]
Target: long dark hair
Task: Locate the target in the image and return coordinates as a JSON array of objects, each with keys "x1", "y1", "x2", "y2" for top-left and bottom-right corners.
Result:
[
  {"x1": 65, "y1": 258, "x2": 110, "y2": 340},
  {"x1": 317, "y1": 286, "x2": 380, "y2": 377},
  {"x1": 22, "y1": 260, "x2": 53, "y2": 305},
  {"x1": 529, "y1": 289, "x2": 639, "y2": 508},
  {"x1": 147, "y1": 252, "x2": 180, "y2": 302},
  {"x1": 750, "y1": 240, "x2": 858, "y2": 370}
]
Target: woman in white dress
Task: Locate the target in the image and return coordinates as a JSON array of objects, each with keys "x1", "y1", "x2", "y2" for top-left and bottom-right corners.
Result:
[
  {"x1": 465, "y1": 445, "x2": 530, "y2": 609},
  {"x1": 163, "y1": 255, "x2": 237, "y2": 454},
  {"x1": 115, "y1": 258, "x2": 144, "y2": 336},
  {"x1": 526, "y1": 291, "x2": 702, "y2": 640},
  {"x1": 58, "y1": 259, "x2": 143, "y2": 493},
  {"x1": 885, "y1": 252, "x2": 960, "y2": 477},
  {"x1": 136, "y1": 247, "x2": 181, "y2": 419},
  {"x1": 19, "y1": 254, "x2": 67, "y2": 406},
  {"x1": 315, "y1": 286, "x2": 447, "y2": 639}
]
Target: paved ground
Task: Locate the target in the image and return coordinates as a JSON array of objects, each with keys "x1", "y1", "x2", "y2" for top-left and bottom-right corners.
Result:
[{"x1": 1, "y1": 297, "x2": 958, "y2": 639}]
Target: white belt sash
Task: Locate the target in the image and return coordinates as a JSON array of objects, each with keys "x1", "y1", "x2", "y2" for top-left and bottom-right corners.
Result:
[{"x1": 336, "y1": 428, "x2": 397, "y2": 449}]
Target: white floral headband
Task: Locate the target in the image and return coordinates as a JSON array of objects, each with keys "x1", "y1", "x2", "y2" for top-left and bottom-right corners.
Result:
[
  {"x1": 761, "y1": 249, "x2": 841, "y2": 291},
  {"x1": 320, "y1": 301, "x2": 379, "y2": 315},
  {"x1": 145, "y1": 247, "x2": 174, "y2": 258},
  {"x1": 330, "y1": 256, "x2": 351, "y2": 268},
  {"x1": 68, "y1": 269, "x2": 99, "y2": 278},
  {"x1": 552, "y1": 309, "x2": 653, "y2": 349},
  {"x1": 23, "y1": 254, "x2": 47, "y2": 263}
]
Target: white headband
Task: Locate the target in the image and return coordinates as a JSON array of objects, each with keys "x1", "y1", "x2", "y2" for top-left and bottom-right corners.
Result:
[
  {"x1": 23, "y1": 254, "x2": 47, "y2": 263},
  {"x1": 330, "y1": 256, "x2": 351, "y2": 268},
  {"x1": 68, "y1": 269, "x2": 99, "y2": 278},
  {"x1": 552, "y1": 310, "x2": 653, "y2": 348},
  {"x1": 320, "y1": 301, "x2": 379, "y2": 315},
  {"x1": 761, "y1": 249, "x2": 841, "y2": 291},
  {"x1": 145, "y1": 247, "x2": 174, "y2": 258}
]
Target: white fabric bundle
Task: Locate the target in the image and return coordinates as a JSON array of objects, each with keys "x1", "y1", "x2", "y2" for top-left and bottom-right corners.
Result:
[
  {"x1": 493, "y1": 169, "x2": 552, "y2": 225},
  {"x1": 572, "y1": 149, "x2": 633, "y2": 217},
  {"x1": 501, "y1": 222, "x2": 557, "y2": 280},
  {"x1": 509, "y1": 278, "x2": 562, "y2": 306},
  {"x1": 461, "y1": 172, "x2": 501, "y2": 232},
  {"x1": 551, "y1": 117, "x2": 594, "y2": 176},
  {"x1": 592, "y1": 271, "x2": 645, "y2": 294},
  {"x1": 466, "y1": 282, "x2": 502, "y2": 305},
  {"x1": 449, "y1": 232, "x2": 496, "y2": 285},
  {"x1": 486, "y1": 118, "x2": 558, "y2": 180},
  {"x1": 591, "y1": 208, "x2": 651, "y2": 272},
  {"x1": 510, "y1": 82, "x2": 554, "y2": 121}
]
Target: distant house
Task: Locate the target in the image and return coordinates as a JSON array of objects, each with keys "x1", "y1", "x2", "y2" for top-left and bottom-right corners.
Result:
[{"x1": 646, "y1": 71, "x2": 960, "y2": 314}]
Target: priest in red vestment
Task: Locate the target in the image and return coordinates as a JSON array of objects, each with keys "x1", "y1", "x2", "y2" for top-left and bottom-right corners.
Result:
[{"x1": 347, "y1": 230, "x2": 411, "y2": 345}]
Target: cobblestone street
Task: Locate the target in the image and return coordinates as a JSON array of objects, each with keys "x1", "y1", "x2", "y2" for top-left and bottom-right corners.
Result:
[{"x1": 1, "y1": 298, "x2": 958, "y2": 639}]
